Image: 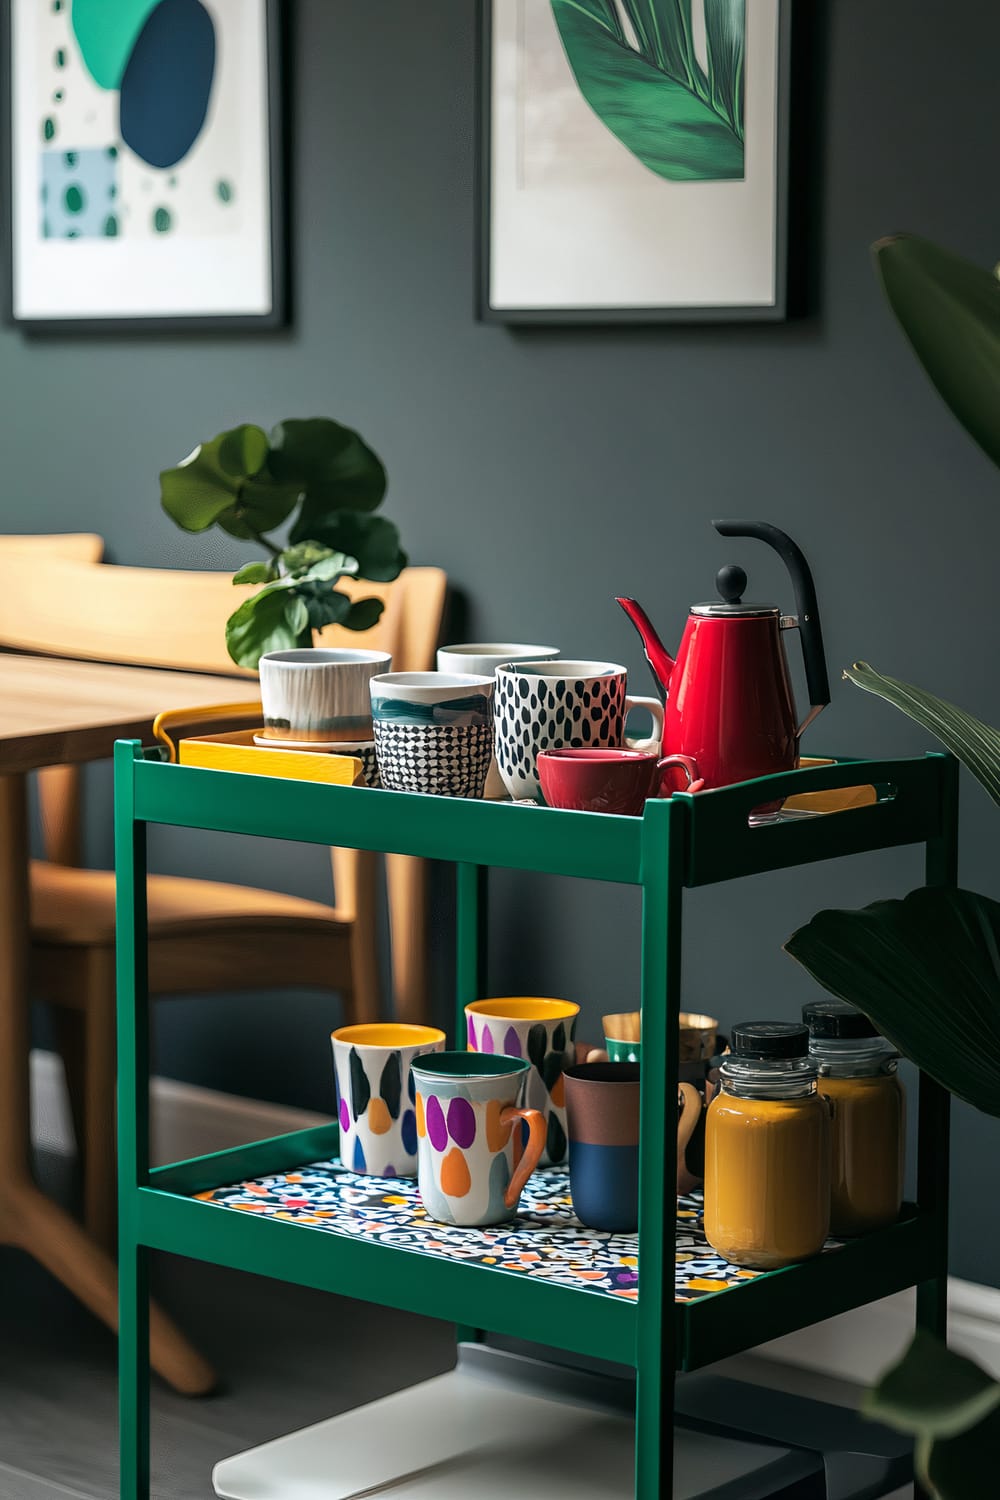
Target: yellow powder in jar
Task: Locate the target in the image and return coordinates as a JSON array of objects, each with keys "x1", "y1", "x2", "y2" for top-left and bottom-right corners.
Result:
[
  {"x1": 820, "y1": 1072, "x2": 904, "y2": 1236},
  {"x1": 704, "y1": 1093, "x2": 831, "y2": 1270}
]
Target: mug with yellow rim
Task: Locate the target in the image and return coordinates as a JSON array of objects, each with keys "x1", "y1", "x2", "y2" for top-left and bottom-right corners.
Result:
[
  {"x1": 465, "y1": 996, "x2": 579, "y2": 1166},
  {"x1": 331, "y1": 1023, "x2": 445, "y2": 1177},
  {"x1": 602, "y1": 1010, "x2": 727, "y2": 1065}
]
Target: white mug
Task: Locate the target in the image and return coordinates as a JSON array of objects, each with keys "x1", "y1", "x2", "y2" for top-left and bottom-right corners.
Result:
[
  {"x1": 259, "y1": 648, "x2": 391, "y2": 743},
  {"x1": 437, "y1": 644, "x2": 560, "y2": 798}
]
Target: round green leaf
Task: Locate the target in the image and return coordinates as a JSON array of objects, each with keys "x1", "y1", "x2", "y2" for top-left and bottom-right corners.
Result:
[
  {"x1": 344, "y1": 597, "x2": 384, "y2": 632},
  {"x1": 224, "y1": 575, "x2": 305, "y2": 668},
  {"x1": 283, "y1": 593, "x2": 310, "y2": 639},
  {"x1": 218, "y1": 424, "x2": 269, "y2": 479},
  {"x1": 160, "y1": 438, "x2": 239, "y2": 532},
  {"x1": 273, "y1": 417, "x2": 387, "y2": 517},
  {"x1": 293, "y1": 513, "x2": 405, "y2": 582},
  {"x1": 297, "y1": 582, "x2": 352, "y2": 633},
  {"x1": 232, "y1": 560, "x2": 274, "y2": 586}
]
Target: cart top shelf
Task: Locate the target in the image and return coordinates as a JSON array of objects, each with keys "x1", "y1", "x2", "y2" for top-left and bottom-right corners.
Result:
[{"x1": 117, "y1": 742, "x2": 953, "y2": 888}]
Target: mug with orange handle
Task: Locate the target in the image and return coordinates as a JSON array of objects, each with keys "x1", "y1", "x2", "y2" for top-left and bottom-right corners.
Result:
[{"x1": 410, "y1": 1053, "x2": 546, "y2": 1227}]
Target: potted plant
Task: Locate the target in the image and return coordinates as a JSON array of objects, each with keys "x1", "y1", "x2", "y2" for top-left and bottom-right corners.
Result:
[
  {"x1": 160, "y1": 416, "x2": 406, "y2": 668},
  {"x1": 785, "y1": 234, "x2": 1000, "y2": 1499}
]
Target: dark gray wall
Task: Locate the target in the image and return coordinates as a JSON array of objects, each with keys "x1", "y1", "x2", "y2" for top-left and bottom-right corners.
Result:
[{"x1": 5, "y1": 0, "x2": 999, "y2": 1283}]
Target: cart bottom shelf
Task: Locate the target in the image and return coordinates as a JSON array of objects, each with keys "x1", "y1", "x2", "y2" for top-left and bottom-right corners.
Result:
[
  {"x1": 192, "y1": 1159, "x2": 840, "y2": 1302},
  {"x1": 212, "y1": 1345, "x2": 822, "y2": 1500}
]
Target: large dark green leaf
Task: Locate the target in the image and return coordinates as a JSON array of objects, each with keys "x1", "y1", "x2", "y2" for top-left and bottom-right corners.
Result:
[
  {"x1": 274, "y1": 418, "x2": 387, "y2": 519},
  {"x1": 864, "y1": 1330, "x2": 1000, "y2": 1499},
  {"x1": 785, "y1": 887, "x2": 1000, "y2": 1116},
  {"x1": 845, "y1": 662, "x2": 1000, "y2": 810},
  {"x1": 551, "y1": 0, "x2": 744, "y2": 181},
  {"x1": 922, "y1": 1406, "x2": 1000, "y2": 1500},
  {"x1": 297, "y1": 512, "x2": 406, "y2": 582},
  {"x1": 873, "y1": 234, "x2": 1000, "y2": 472},
  {"x1": 865, "y1": 1330, "x2": 1000, "y2": 1439}
]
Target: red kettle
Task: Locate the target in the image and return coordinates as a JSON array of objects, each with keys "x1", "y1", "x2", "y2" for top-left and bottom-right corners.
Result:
[{"x1": 617, "y1": 521, "x2": 830, "y2": 791}]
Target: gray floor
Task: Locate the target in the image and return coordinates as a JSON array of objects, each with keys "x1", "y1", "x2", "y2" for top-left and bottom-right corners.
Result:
[
  {"x1": 0, "y1": 1152, "x2": 457, "y2": 1499},
  {"x1": 0, "y1": 1153, "x2": 912, "y2": 1500}
]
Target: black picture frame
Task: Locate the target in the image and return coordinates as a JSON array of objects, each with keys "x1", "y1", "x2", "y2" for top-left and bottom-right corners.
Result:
[
  {"x1": 478, "y1": 0, "x2": 793, "y2": 326},
  {"x1": 1, "y1": 0, "x2": 288, "y2": 334}
]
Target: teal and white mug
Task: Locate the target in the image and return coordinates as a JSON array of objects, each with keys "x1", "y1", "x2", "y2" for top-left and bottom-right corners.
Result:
[{"x1": 370, "y1": 671, "x2": 494, "y2": 797}]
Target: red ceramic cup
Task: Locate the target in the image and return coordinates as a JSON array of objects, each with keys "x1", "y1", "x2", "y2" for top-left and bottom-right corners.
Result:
[{"x1": 536, "y1": 748, "x2": 703, "y2": 815}]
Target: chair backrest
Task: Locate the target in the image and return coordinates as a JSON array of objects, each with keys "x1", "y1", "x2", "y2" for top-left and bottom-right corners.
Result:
[
  {"x1": 0, "y1": 545, "x2": 446, "y2": 677},
  {"x1": 0, "y1": 532, "x2": 104, "y2": 565},
  {"x1": 0, "y1": 540, "x2": 448, "y2": 915}
]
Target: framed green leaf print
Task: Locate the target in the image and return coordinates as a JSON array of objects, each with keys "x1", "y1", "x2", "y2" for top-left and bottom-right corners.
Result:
[{"x1": 479, "y1": 0, "x2": 791, "y2": 323}]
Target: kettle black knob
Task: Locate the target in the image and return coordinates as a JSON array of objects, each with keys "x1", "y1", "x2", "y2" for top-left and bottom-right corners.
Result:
[{"x1": 716, "y1": 564, "x2": 747, "y2": 605}]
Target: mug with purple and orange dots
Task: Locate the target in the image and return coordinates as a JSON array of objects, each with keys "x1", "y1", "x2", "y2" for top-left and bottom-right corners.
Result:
[
  {"x1": 331, "y1": 1023, "x2": 445, "y2": 1178},
  {"x1": 410, "y1": 1053, "x2": 546, "y2": 1227},
  {"x1": 465, "y1": 997, "x2": 579, "y2": 1167}
]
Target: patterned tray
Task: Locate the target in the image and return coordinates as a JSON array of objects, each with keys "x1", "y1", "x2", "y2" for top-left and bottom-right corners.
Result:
[{"x1": 194, "y1": 1162, "x2": 839, "y2": 1302}]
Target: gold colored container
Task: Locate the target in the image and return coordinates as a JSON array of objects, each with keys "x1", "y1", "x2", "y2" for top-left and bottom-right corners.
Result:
[
  {"x1": 804, "y1": 1000, "x2": 904, "y2": 1238},
  {"x1": 703, "y1": 1021, "x2": 831, "y2": 1270}
]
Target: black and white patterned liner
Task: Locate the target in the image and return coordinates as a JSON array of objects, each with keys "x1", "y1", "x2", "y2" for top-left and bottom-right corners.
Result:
[
  {"x1": 374, "y1": 722, "x2": 492, "y2": 798},
  {"x1": 494, "y1": 671, "x2": 627, "y2": 790}
]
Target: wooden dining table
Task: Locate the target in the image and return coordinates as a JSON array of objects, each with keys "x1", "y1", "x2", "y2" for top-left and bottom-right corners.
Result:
[{"x1": 0, "y1": 651, "x2": 251, "y2": 1395}]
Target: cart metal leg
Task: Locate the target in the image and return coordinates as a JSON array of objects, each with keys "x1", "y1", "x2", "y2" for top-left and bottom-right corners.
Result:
[
  {"x1": 455, "y1": 861, "x2": 489, "y2": 1349},
  {"x1": 635, "y1": 801, "x2": 684, "y2": 1499},
  {"x1": 116, "y1": 743, "x2": 152, "y2": 1500},
  {"x1": 912, "y1": 754, "x2": 958, "y2": 1500}
]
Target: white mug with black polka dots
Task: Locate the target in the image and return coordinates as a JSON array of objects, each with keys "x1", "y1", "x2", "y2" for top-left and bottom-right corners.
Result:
[{"x1": 493, "y1": 659, "x2": 664, "y2": 803}]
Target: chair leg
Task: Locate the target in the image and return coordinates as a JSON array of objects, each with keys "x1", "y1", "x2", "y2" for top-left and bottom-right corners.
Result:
[
  {"x1": 52, "y1": 1004, "x2": 87, "y2": 1163},
  {"x1": 81, "y1": 946, "x2": 118, "y2": 1253},
  {"x1": 345, "y1": 848, "x2": 380, "y2": 1024},
  {"x1": 385, "y1": 853, "x2": 429, "y2": 1025}
]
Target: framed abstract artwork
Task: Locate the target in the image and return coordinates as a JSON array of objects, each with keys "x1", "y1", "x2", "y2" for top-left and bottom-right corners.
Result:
[
  {"x1": 1, "y1": 0, "x2": 285, "y2": 331},
  {"x1": 479, "y1": 0, "x2": 791, "y2": 323}
]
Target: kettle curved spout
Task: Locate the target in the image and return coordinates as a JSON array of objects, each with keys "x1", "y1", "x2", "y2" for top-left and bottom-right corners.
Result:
[{"x1": 616, "y1": 597, "x2": 676, "y2": 704}]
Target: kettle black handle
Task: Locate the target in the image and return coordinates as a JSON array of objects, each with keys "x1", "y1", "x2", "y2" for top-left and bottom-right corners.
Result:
[{"x1": 712, "y1": 520, "x2": 831, "y2": 711}]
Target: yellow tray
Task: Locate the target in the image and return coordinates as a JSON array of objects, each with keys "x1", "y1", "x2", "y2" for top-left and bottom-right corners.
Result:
[
  {"x1": 178, "y1": 728, "x2": 362, "y2": 786},
  {"x1": 784, "y1": 758, "x2": 877, "y2": 815}
]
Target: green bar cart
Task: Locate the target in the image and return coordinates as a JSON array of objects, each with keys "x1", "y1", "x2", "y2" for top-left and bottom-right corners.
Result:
[{"x1": 114, "y1": 743, "x2": 957, "y2": 1499}]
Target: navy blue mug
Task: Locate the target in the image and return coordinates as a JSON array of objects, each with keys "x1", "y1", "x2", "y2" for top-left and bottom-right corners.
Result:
[
  {"x1": 564, "y1": 1062, "x2": 640, "y2": 1233},
  {"x1": 564, "y1": 1064, "x2": 702, "y2": 1232}
]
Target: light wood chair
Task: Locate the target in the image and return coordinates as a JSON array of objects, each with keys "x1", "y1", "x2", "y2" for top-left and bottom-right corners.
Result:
[{"x1": 0, "y1": 539, "x2": 447, "y2": 1256}]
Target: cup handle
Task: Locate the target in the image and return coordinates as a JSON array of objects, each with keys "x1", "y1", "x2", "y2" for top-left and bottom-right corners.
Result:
[
  {"x1": 624, "y1": 694, "x2": 664, "y2": 753},
  {"x1": 500, "y1": 1106, "x2": 547, "y2": 1209},
  {"x1": 676, "y1": 1083, "x2": 701, "y2": 1180},
  {"x1": 655, "y1": 754, "x2": 705, "y2": 795}
]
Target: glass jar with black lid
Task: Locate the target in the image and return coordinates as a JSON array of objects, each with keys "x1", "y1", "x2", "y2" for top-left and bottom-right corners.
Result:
[
  {"x1": 804, "y1": 1000, "x2": 904, "y2": 1237},
  {"x1": 704, "y1": 1022, "x2": 831, "y2": 1270}
]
